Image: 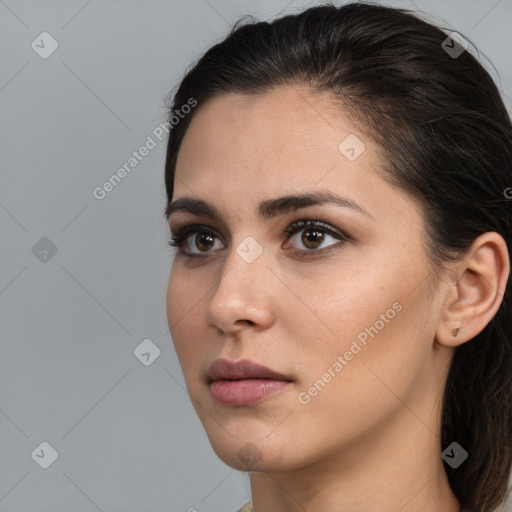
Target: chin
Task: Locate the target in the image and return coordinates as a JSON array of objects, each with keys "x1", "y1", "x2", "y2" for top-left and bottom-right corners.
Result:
[{"x1": 204, "y1": 425, "x2": 299, "y2": 472}]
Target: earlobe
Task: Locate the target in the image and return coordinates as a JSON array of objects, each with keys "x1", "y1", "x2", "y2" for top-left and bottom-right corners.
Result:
[{"x1": 436, "y1": 232, "x2": 510, "y2": 348}]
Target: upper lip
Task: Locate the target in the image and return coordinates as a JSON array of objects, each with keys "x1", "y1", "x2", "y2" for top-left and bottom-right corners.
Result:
[{"x1": 207, "y1": 358, "x2": 292, "y2": 383}]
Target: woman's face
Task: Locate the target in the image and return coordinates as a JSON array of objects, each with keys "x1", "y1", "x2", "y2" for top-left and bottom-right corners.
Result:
[{"x1": 166, "y1": 86, "x2": 450, "y2": 472}]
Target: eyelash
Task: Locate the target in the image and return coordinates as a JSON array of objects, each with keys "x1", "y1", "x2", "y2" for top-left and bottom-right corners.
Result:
[{"x1": 168, "y1": 219, "x2": 350, "y2": 259}]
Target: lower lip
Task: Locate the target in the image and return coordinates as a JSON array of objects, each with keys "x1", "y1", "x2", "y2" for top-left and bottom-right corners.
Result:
[{"x1": 210, "y1": 379, "x2": 291, "y2": 406}]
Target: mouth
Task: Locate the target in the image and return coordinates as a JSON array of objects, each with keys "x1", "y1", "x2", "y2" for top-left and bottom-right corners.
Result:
[{"x1": 206, "y1": 358, "x2": 293, "y2": 406}]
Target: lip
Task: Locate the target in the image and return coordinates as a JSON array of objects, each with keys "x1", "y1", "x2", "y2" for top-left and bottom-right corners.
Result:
[
  {"x1": 207, "y1": 358, "x2": 293, "y2": 406},
  {"x1": 207, "y1": 358, "x2": 291, "y2": 382}
]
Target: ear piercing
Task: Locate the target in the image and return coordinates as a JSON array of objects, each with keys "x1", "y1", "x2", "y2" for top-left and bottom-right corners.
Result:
[{"x1": 451, "y1": 327, "x2": 460, "y2": 337}]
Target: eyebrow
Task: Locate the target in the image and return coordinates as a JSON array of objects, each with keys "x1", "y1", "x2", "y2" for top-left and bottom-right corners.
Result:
[{"x1": 166, "y1": 189, "x2": 374, "y2": 222}]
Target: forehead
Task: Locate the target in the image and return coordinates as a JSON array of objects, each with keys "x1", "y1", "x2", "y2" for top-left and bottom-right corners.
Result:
[
  {"x1": 176, "y1": 86, "x2": 374, "y2": 189},
  {"x1": 172, "y1": 86, "x2": 424, "y2": 232}
]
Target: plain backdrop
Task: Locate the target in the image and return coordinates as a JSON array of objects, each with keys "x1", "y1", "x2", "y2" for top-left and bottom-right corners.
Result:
[{"x1": 1, "y1": 0, "x2": 511, "y2": 511}]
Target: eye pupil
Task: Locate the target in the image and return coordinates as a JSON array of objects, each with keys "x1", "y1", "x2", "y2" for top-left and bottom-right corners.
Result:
[
  {"x1": 302, "y1": 229, "x2": 325, "y2": 249},
  {"x1": 196, "y1": 233, "x2": 215, "y2": 252}
]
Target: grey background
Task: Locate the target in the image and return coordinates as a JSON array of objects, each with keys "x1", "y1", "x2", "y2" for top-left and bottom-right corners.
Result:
[{"x1": 1, "y1": 0, "x2": 511, "y2": 511}]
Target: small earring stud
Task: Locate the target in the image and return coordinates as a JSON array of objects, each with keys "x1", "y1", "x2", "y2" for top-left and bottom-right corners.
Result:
[{"x1": 451, "y1": 327, "x2": 460, "y2": 337}]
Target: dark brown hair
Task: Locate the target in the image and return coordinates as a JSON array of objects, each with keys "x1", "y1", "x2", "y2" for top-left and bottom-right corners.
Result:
[{"x1": 163, "y1": 2, "x2": 512, "y2": 510}]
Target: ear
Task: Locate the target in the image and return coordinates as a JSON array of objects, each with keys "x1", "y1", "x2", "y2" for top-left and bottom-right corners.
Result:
[{"x1": 436, "y1": 231, "x2": 510, "y2": 347}]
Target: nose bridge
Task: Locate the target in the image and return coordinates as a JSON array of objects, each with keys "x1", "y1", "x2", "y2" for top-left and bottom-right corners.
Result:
[
  {"x1": 205, "y1": 235, "x2": 268, "y2": 328},
  {"x1": 214, "y1": 235, "x2": 266, "y2": 302}
]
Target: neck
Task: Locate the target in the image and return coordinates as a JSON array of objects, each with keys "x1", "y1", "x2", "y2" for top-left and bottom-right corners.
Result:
[{"x1": 249, "y1": 408, "x2": 461, "y2": 512}]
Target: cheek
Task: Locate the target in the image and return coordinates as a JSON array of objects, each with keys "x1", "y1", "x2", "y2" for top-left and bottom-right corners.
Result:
[
  {"x1": 293, "y1": 252, "x2": 428, "y2": 383},
  {"x1": 292, "y1": 259, "x2": 432, "y2": 423},
  {"x1": 166, "y1": 265, "x2": 185, "y2": 332},
  {"x1": 166, "y1": 265, "x2": 204, "y2": 371},
  {"x1": 296, "y1": 260, "x2": 397, "y2": 347}
]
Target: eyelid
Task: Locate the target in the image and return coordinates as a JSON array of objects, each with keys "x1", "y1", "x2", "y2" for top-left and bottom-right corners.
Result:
[
  {"x1": 169, "y1": 218, "x2": 350, "y2": 258},
  {"x1": 169, "y1": 224, "x2": 224, "y2": 255}
]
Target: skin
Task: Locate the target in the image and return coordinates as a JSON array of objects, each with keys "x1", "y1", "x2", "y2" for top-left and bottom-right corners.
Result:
[{"x1": 166, "y1": 85, "x2": 509, "y2": 512}]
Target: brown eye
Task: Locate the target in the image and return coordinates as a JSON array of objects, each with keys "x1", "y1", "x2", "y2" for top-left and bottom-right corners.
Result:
[
  {"x1": 194, "y1": 232, "x2": 216, "y2": 252},
  {"x1": 288, "y1": 227, "x2": 337, "y2": 252},
  {"x1": 169, "y1": 219, "x2": 349, "y2": 258},
  {"x1": 300, "y1": 228, "x2": 326, "y2": 249},
  {"x1": 168, "y1": 225, "x2": 224, "y2": 256},
  {"x1": 283, "y1": 219, "x2": 349, "y2": 256}
]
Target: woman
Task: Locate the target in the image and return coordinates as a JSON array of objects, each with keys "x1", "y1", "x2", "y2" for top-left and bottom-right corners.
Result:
[{"x1": 163, "y1": 2, "x2": 512, "y2": 511}]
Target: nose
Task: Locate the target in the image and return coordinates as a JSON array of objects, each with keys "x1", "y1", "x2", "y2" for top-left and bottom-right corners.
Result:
[{"x1": 204, "y1": 244, "x2": 274, "y2": 335}]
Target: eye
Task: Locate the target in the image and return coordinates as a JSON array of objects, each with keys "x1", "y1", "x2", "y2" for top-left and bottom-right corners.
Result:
[
  {"x1": 168, "y1": 224, "x2": 224, "y2": 256},
  {"x1": 168, "y1": 219, "x2": 349, "y2": 258},
  {"x1": 283, "y1": 219, "x2": 349, "y2": 257}
]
